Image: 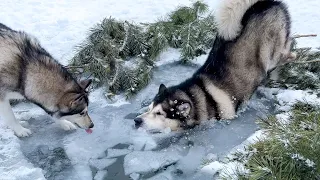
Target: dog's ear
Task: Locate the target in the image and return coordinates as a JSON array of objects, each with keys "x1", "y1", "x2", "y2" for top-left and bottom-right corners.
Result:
[
  {"x1": 59, "y1": 93, "x2": 85, "y2": 111},
  {"x1": 158, "y1": 84, "x2": 167, "y2": 94},
  {"x1": 79, "y1": 79, "x2": 92, "y2": 90},
  {"x1": 70, "y1": 94, "x2": 85, "y2": 108},
  {"x1": 177, "y1": 102, "x2": 191, "y2": 117}
]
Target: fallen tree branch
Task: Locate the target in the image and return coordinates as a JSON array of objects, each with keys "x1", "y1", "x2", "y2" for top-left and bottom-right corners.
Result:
[{"x1": 293, "y1": 34, "x2": 317, "y2": 39}]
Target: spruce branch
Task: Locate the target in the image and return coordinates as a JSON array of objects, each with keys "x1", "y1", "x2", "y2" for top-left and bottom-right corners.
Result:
[{"x1": 69, "y1": 1, "x2": 216, "y2": 98}]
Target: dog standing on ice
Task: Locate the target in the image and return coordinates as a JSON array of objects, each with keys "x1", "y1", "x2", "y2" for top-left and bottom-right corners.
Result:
[
  {"x1": 134, "y1": 0, "x2": 296, "y2": 131},
  {"x1": 0, "y1": 23, "x2": 94, "y2": 137}
]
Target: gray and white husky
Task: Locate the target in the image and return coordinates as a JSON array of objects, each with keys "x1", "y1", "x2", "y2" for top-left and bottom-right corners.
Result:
[
  {"x1": 134, "y1": 0, "x2": 296, "y2": 131},
  {"x1": 0, "y1": 23, "x2": 94, "y2": 137}
]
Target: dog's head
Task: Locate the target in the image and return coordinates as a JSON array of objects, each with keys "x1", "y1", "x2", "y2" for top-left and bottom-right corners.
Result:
[
  {"x1": 56, "y1": 79, "x2": 94, "y2": 129},
  {"x1": 134, "y1": 84, "x2": 196, "y2": 132}
]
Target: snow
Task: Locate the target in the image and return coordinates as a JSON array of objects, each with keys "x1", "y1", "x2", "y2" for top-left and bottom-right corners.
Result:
[
  {"x1": 277, "y1": 90, "x2": 320, "y2": 107},
  {"x1": 129, "y1": 173, "x2": 141, "y2": 180},
  {"x1": 291, "y1": 154, "x2": 316, "y2": 168},
  {"x1": 283, "y1": 0, "x2": 320, "y2": 49},
  {"x1": 0, "y1": 0, "x2": 320, "y2": 179},
  {"x1": 261, "y1": 88, "x2": 320, "y2": 111},
  {"x1": 0, "y1": 0, "x2": 200, "y2": 65},
  {"x1": 220, "y1": 161, "x2": 249, "y2": 179},
  {"x1": 276, "y1": 112, "x2": 292, "y2": 125},
  {"x1": 200, "y1": 161, "x2": 224, "y2": 178}
]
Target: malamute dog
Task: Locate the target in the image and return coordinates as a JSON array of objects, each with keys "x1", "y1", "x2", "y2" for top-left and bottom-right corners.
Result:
[
  {"x1": 134, "y1": 0, "x2": 296, "y2": 131},
  {"x1": 0, "y1": 23, "x2": 94, "y2": 137}
]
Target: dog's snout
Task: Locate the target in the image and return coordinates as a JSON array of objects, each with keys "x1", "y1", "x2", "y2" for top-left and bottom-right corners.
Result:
[
  {"x1": 89, "y1": 122, "x2": 94, "y2": 128},
  {"x1": 134, "y1": 118, "x2": 143, "y2": 127}
]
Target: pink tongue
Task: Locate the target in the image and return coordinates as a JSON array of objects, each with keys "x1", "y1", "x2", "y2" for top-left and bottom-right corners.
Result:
[{"x1": 85, "y1": 128, "x2": 93, "y2": 134}]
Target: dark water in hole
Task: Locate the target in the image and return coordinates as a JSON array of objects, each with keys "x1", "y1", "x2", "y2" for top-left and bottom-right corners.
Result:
[{"x1": 104, "y1": 144, "x2": 131, "y2": 180}]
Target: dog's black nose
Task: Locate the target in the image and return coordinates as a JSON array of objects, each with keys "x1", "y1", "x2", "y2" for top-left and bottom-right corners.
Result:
[
  {"x1": 134, "y1": 118, "x2": 143, "y2": 127},
  {"x1": 89, "y1": 122, "x2": 94, "y2": 128}
]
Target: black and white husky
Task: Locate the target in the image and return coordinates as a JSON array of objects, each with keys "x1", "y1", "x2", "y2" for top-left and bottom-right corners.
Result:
[
  {"x1": 0, "y1": 23, "x2": 94, "y2": 137},
  {"x1": 134, "y1": 0, "x2": 296, "y2": 131}
]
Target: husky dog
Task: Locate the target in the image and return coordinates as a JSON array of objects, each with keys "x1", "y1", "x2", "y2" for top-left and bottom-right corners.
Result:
[
  {"x1": 134, "y1": 0, "x2": 296, "y2": 131},
  {"x1": 0, "y1": 23, "x2": 94, "y2": 137}
]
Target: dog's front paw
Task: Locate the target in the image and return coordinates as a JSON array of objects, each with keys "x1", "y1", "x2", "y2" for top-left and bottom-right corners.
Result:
[
  {"x1": 58, "y1": 120, "x2": 77, "y2": 131},
  {"x1": 14, "y1": 127, "x2": 32, "y2": 137}
]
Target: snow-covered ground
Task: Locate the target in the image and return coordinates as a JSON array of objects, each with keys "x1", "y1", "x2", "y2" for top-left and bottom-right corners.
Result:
[
  {"x1": 0, "y1": 0, "x2": 319, "y2": 180},
  {"x1": 0, "y1": 0, "x2": 318, "y2": 65}
]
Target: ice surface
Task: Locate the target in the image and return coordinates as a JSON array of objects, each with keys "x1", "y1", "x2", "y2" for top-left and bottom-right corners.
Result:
[
  {"x1": 176, "y1": 146, "x2": 206, "y2": 175},
  {"x1": 107, "y1": 148, "x2": 133, "y2": 158},
  {"x1": 94, "y1": 170, "x2": 108, "y2": 180},
  {"x1": 124, "y1": 150, "x2": 182, "y2": 175},
  {"x1": 89, "y1": 158, "x2": 117, "y2": 170},
  {"x1": 0, "y1": 127, "x2": 45, "y2": 180},
  {"x1": 129, "y1": 173, "x2": 141, "y2": 180},
  {"x1": 146, "y1": 166, "x2": 176, "y2": 180},
  {"x1": 0, "y1": 0, "x2": 319, "y2": 179}
]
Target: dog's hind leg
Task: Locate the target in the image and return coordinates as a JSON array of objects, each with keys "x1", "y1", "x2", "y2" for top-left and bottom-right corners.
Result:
[{"x1": 0, "y1": 99, "x2": 32, "y2": 137}]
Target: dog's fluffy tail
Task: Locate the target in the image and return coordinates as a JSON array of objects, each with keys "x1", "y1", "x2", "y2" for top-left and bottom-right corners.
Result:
[{"x1": 216, "y1": 0, "x2": 266, "y2": 40}]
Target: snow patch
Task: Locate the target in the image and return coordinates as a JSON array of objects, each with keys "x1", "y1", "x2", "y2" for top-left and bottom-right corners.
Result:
[
  {"x1": 200, "y1": 161, "x2": 224, "y2": 177},
  {"x1": 155, "y1": 48, "x2": 181, "y2": 66},
  {"x1": 260, "y1": 88, "x2": 320, "y2": 111},
  {"x1": 276, "y1": 112, "x2": 292, "y2": 125},
  {"x1": 276, "y1": 90, "x2": 320, "y2": 111},
  {"x1": 219, "y1": 161, "x2": 249, "y2": 179}
]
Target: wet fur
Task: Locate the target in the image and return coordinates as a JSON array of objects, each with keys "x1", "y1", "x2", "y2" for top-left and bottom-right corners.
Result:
[{"x1": 135, "y1": 0, "x2": 296, "y2": 131}]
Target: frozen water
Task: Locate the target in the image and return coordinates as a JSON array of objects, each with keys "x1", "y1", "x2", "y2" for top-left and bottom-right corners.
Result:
[
  {"x1": 1, "y1": 0, "x2": 319, "y2": 179},
  {"x1": 94, "y1": 170, "x2": 108, "y2": 180},
  {"x1": 0, "y1": 64, "x2": 278, "y2": 180},
  {"x1": 0, "y1": 128, "x2": 45, "y2": 180},
  {"x1": 0, "y1": 63, "x2": 276, "y2": 179},
  {"x1": 124, "y1": 150, "x2": 182, "y2": 175},
  {"x1": 89, "y1": 158, "x2": 117, "y2": 170},
  {"x1": 107, "y1": 148, "x2": 133, "y2": 158}
]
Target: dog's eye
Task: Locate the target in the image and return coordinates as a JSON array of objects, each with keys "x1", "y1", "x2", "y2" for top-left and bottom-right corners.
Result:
[
  {"x1": 156, "y1": 112, "x2": 162, "y2": 115},
  {"x1": 80, "y1": 112, "x2": 85, "y2": 116}
]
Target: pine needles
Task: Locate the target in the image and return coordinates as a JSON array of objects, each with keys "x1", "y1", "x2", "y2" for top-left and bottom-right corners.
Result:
[
  {"x1": 146, "y1": 1, "x2": 216, "y2": 62},
  {"x1": 267, "y1": 40, "x2": 320, "y2": 91},
  {"x1": 227, "y1": 103, "x2": 320, "y2": 180},
  {"x1": 69, "y1": 1, "x2": 216, "y2": 98}
]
